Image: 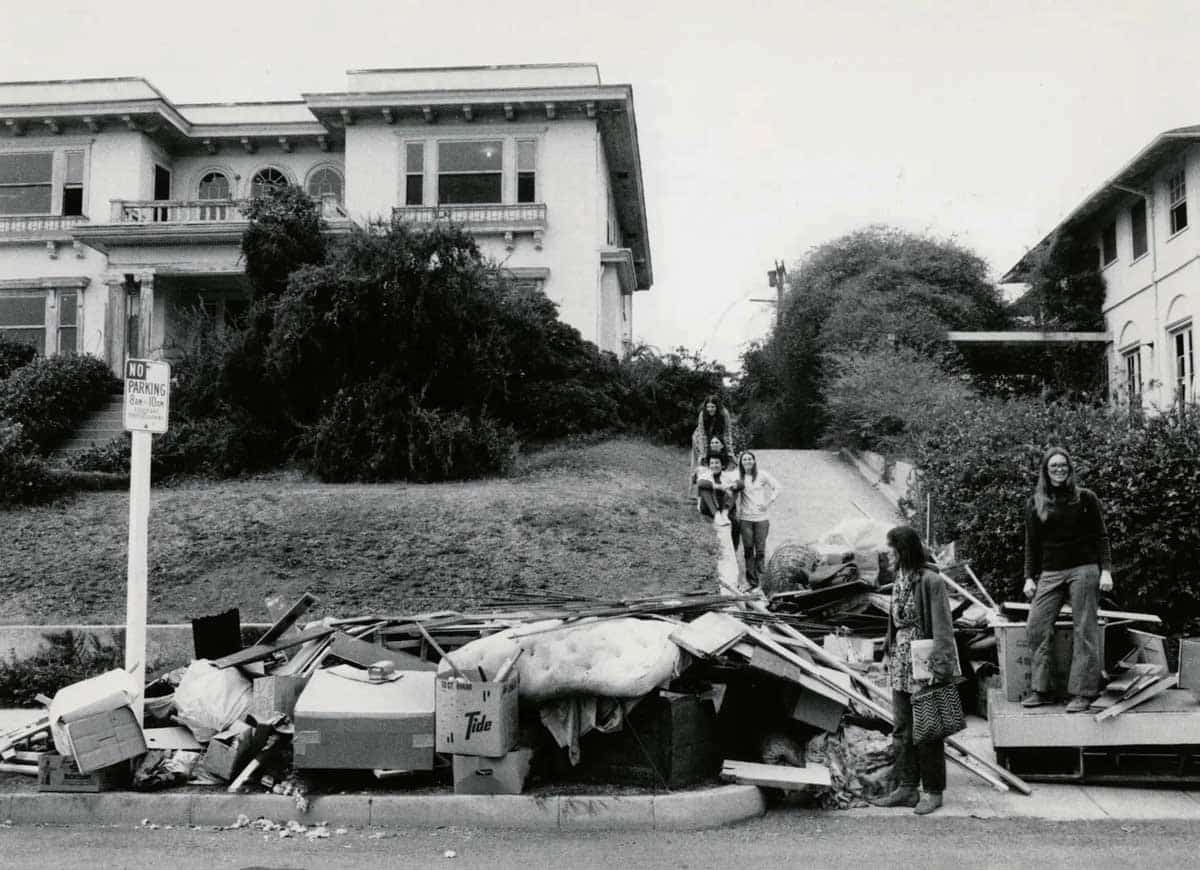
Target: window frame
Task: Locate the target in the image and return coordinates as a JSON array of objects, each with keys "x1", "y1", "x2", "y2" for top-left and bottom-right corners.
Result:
[
  {"x1": 0, "y1": 150, "x2": 55, "y2": 217},
  {"x1": 304, "y1": 164, "x2": 344, "y2": 205},
  {"x1": 1100, "y1": 220, "x2": 1117, "y2": 266},
  {"x1": 436, "y1": 139, "x2": 504, "y2": 206},
  {"x1": 404, "y1": 142, "x2": 425, "y2": 206},
  {"x1": 1129, "y1": 198, "x2": 1148, "y2": 261},
  {"x1": 400, "y1": 131, "x2": 547, "y2": 209},
  {"x1": 1170, "y1": 321, "x2": 1195, "y2": 406},
  {"x1": 516, "y1": 138, "x2": 537, "y2": 205},
  {"x1": 0, "y1": 284, "x2": 82, "y2": 355},
  {"x1": 1168, "y1": 169, "x2": 1188, "y2": 236},
  {"x1": 249, "y1": 166, "x2": 292, "y2": 200},
  {"x1": 1123, "y1": 345, "x2": 1143, "y2": 411}
]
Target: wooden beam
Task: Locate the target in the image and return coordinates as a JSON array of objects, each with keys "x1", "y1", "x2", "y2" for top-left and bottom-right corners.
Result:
[
  {"x1": 721, "y1": 759, "x2": 831, "y2": 789},
  {"x1": 946, "y1": 330, "x2": 1110, "y2": 344},
  {"x1": 1095, "y1": 673, "x2": 1177, "y2": 721},
  {"x1": 1002, "y1": 602, "x2": 1162, "y2": 625}
]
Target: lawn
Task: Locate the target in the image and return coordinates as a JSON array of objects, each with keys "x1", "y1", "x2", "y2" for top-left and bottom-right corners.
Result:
[{"x1": 0, "y1": 438, "x2": 716, "y2": 624}]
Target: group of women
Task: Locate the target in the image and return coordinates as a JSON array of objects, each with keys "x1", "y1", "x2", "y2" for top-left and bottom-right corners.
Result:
[{"x1": 689, "y1": 399, "x2": 1115, "y2": 818}]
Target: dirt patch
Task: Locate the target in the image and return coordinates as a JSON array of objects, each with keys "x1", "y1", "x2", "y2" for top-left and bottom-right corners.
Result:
[{"x1": 0, "y1": 438, "x2": 717, "y2": 624}]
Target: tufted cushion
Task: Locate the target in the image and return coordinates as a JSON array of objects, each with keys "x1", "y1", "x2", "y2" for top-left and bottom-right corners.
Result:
[{"x1": 438, "y1": 617, "x2": 685, "y2": 703}]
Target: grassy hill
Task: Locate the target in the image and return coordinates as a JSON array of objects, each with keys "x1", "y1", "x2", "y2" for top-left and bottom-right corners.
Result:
[{"x1": 0, "y1": 438, "x2": 715, "y2": 625}]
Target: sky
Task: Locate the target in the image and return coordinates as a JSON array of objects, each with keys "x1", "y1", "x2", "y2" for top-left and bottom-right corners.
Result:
[{"x1": 3, "y1": 0, "x2": 1199, "y2": 370}]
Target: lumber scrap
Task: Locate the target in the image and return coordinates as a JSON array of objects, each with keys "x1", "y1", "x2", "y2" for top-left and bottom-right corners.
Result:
[
  {"x1": 1002, "y1": 602, "x2": 1162, "y2": 626},
  {"x1": 1126, "y1": 629, "x2": 1169, "y2": 670},
  {"x1": 669, "y1": 611, "x2": 746, "y2": 659},
  {"x1": 720, "y1": 759, "x2": 832, "y2": 789},
  {"x1": 256, "y1": 593, "x2": 318, "y2": 646},
  {"x1": 1095, "y1": 673, "x2": 1178, "y2": 722},
  {"x1": 0, "y1": 716, "x2": 50, "y2": 756},
  {"x1": 212, "y1": 624, "x2": 337, "y2": 669}
]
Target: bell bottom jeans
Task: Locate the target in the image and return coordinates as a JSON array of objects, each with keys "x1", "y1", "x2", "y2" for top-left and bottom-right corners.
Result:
[
  {"x1": 891, "y1": 689, "x2": 946, "y2": 794},
  {"x1": 737, "y1": 519, "x2": 770, "y2": 588},
  {"x1": 1026, "y1": 563, "x2": 1102, "y2": 698}
]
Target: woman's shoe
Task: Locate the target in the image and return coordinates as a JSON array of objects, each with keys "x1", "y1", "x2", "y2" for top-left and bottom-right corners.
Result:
[
  {"x1": 1021, "y1": 691, "x2": 1054, "y2": 708},
  {"x1": 1066, "y1": 695, "x2": 1098, "y2": 713},
  {"x1": 714, "y1": 511, "x2": 731, "y2": 527},
  {"x1": 870, "y1": 785, "x2": 919, "y2": 807},
  {"x1": 913, "y1": 792, "x2": 943, "y2": 815}
]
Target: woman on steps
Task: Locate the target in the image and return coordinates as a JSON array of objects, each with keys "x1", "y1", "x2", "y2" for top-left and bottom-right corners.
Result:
[
  {"x1": 873, "y1": 525, "x2": 960, "y2": 816},
  {"x1": 1020, "y1": 446, "x2": 1113, "y2": 713}
]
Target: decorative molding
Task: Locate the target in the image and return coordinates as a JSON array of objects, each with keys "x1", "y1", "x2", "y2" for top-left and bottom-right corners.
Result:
[
  {"x1": 121, "y1": 114, "x2": 138, "y2": 131},
  {"x1": 317, "y1": 135, "x2": 329, "y2": 152},
  {"x1": 461, "y1": 105, "x2": 473, "y2": 122},
  {"x1": 277, "y1": 137, "x2": 292, "y2": 153},
  {"x1": 503, "y1": 103, "x2": 515, "y2": 121},
  {"x1": 240, "y1": 137, "x2": 256, "y2": 154},
  {"x1": 422, "y1": 106, "x2": 435, "y2": 124},
  {"x1": 43, "y1": 119, "x2": 60, "y2": 135},
  {"x1": 46, "y1": 240, "x2": 58, "y2": 259},
  {"x1": 339, "y1": 108, "x2": 354, "y2": 126},
  {"x1": 73, "y1": 240, "x2": 85, "y2": 259},
  {"x1": 585, "y1": 101, "x2": 596, "y2": 119},
  {"x1": 0, "y1": 275, "x2": 90, "y2": 291},
  {"x1": 503, "y1": 230, "x2": 514, "y2": 252},
  {"x1": 203, "y1": 138, "x2": 218, "y2": 155},
  {"x1": 544, "y1": 102, "x2": 556, "y2": 120},
  {"x1": 83, "y1": 116, "x2": 101, "y2": 133},
  {"x1": 381, "y1": 108, "x2": 395, "y2": 124},
  {"x1": 5, "y1": 119, "x2": 23, "y2": 136}
]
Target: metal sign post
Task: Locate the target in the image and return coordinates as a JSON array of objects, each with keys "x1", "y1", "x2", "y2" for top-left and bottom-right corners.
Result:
[{"x1": 123, "y1": 358, "x2": 170, "y2": 722}]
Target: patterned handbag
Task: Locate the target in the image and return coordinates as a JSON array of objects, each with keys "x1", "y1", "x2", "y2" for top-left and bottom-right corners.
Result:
[{"x1": 912, "y1": 682, "x2": 966, "y2": 744}]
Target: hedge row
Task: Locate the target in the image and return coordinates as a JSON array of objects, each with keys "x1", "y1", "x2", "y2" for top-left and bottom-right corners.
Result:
[{"x1": 0, "y1": 353, "x2": 117, "y2": 451}]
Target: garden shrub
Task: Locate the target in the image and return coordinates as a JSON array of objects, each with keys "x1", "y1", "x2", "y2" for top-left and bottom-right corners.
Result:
[
  {"x1": 905, "y1": 398, "x2": 1200, "y2": 632},
  {"x1": 0, "y1": 630, "x2": 124, "y2": 707},
  {"x1": 0, "y1": 353, "x2": 117, "y2": 451},
  {"x1": 0, "y1": 421, "x2": 62, "y2": 506},
  {"x1": 619, "y1": 345, "x2": 729, "y2": 446},
  {"x1": 0, "y1": 334, "x2": 38, "y2": 380}
]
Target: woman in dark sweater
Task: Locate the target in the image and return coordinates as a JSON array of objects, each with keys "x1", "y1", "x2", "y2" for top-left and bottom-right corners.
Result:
[
  {"x1": 1021, "y1": 447, "x2": 1113, "y2": 713},
  {"x1": 873, "y1": 525, "x2": 960, "y2": 816}
]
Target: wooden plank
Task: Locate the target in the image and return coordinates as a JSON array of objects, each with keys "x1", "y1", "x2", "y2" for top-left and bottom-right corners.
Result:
[
  {"x1": 1002, "y1": 602, "x2": 1161, "y2": 625},
  {"x1": 212, "y1": 624, "x2": 336, "y2": 669},
  {"x1": 1126, "y1": 628, "x2": 1169, "y2": 671},
  {"x1": 1095, "y1": 674, "x2": 1178, "y2": 722},
  {"x1": 255, "y1": 593, "x2": 317, "y2": 646},
  {"x1": 720, "y1": 760, "x2": 832, "y2": 789},
  {"x1": 669, "y1": 612, "x2": 747, "y2": 659}
]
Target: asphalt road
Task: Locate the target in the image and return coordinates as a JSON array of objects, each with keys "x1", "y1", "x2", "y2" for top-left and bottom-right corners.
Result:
[{"x1": 2, "y1": 812, "x2": 1196, "y2": 869}]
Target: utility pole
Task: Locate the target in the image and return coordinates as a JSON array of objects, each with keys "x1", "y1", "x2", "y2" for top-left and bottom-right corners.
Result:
[{"x1": 751, "y1": 259, "x2": 787, "y2": 329}]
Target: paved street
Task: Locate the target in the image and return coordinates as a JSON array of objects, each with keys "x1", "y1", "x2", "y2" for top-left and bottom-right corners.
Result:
[{"x1": 3, "y1": 814, "x2": 1200, "y2": 869}]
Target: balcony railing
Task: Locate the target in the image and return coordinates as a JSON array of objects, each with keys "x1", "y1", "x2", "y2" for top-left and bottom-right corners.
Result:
[
  {"x1": 392, "y1": 203, "x2": 546, "y2": 250},
  {"x1": 0, "y1": 214, "x2": 89, "y2": 233},
  {"x1": 110, "y1": 194, "x2": 348, "y2": 224}
]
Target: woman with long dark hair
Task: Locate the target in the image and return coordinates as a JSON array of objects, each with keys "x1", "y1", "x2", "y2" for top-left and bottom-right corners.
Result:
[
  {"x1": 692, "y1": 395, "x2": 731, "y2": 470},
  {"x1": 873, "y1": 525, "x2": 959, "y2": 816},
  {"x1": 1021, "y1": 447, "x2": 1113, "y2": 713},
  {"x1": 731, "y1": 451, "x2": 781, "y2": 589}
]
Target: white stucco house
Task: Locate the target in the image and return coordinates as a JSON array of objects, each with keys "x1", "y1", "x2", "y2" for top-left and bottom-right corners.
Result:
[
  {"x1": 0, "y1": 64, "x2": 652, "y2": 376},
  {"x1": 1005, "y1": 126, "x2": 1198, "y2": 412}
]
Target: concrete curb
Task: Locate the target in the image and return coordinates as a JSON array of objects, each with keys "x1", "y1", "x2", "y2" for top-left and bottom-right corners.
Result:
[
  {"x1": 1, "y1": 785, "x2": 766, "y2": 831},
  {"x1": 839, "y1": 449, "x2": 906, "y2": 515}
]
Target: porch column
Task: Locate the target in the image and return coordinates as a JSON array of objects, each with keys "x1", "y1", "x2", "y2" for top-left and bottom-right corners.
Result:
[
  {"x1": 137, "y1": 270, "x2": 155, "y2": 359},
  {"x1": 104, "y1": 275, "x2": 128, "y2": 378}
]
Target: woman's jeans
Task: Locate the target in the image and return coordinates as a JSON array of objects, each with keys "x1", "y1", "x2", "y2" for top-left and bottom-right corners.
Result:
[
  {"x1": 1025, "y1": 563, "x2": 1102, "y2": 698},
  {"x1": 892, "y1": 689, "x2": 946, "y2": 793},
  {"x1": 698, "y1": 486, "x2": 740, "y2": 549},
  {"x1": 738, "y1": 519, "x2": 770, "y2": 587}
]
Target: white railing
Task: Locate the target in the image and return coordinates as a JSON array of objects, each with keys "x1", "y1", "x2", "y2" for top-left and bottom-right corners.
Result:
[
  {"x1": 110, "y1": 194, "x2": 348, "y2": 224},
  {"x1": 0, "y1": 214, "x2": 89, "y2": 233},
  {"x1": 392, "y1": 202, "x2": 547, "y2": 228}
]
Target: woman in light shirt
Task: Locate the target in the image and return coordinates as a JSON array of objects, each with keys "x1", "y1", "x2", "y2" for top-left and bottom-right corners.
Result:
[{"x1": 731, "y1": 451, "x2": 780, "y2": 589}]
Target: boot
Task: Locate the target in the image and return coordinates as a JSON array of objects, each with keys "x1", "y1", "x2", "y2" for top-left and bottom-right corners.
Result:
[
  {"x1": 913, "y1": 791, "x2": 943, "y2": 815},
  {"x1": 870, "y1": 785, "x2": 919, "y2": 808}
]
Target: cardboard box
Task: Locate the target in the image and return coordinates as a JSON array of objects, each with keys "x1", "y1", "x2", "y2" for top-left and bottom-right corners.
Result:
[
  {"x1": 1178, "y1": 638, "x2": 1200, "y2": 691},
  {"x1": 37, "y1": 754, "x2": 129, "y2": 793},
  {"x1": 994, "y1": 621, "x2": 1106, "y2": 702},
  {"x1": 452, "y1": 748, "x2": 534, "y2": 795},
  {"x1": 249, "y1": 674, "x2": 309, "y2": 722},
  {"x1": 202, "y1": 720, "x2": 273, "y2": 781},
  {"x1": 436, "y1": 671, "x2": 519, "y2": 758},
  {"x1": 62, "y1": 706, "x2": 146, "y2": 773},
  {"x1": 292, "y1": 668, "x2": 435, "y2": 770}
]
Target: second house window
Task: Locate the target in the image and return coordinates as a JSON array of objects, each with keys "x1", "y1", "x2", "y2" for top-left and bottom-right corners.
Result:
[{"x1": 437, "y1": 141, "x2": 502, "y2": 204}]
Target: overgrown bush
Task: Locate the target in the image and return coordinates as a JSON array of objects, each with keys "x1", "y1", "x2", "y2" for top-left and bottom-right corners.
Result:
[
  {"x1": 906, "y1": 398, "x2": 1200, "y2": 632},
  {"x1": 66, "y1": 435, "x2": 129, "y2": 474},
  {"x1": 620, "y1": 345, "x2": 729, "y2": 445},
  {"x1": 0, "y1": 630, "x2": 124, "y2": 707},
  {"x1": 0, "y1": 421, "x2": 62, "y2": 507},
  {"x1": 0, "y1": 353, "x2": 117, "y2": 451},
  {"x1": 0, "y1": 334, "x2": 38, "y2": 380}
]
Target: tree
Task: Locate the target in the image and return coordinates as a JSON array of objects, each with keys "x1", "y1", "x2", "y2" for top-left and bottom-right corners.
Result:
[{"x1": 737, "y1": 226, "x2": 1008, "y2": 447}]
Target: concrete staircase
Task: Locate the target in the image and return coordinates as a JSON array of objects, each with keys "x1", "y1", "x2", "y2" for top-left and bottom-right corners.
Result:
[{"x1": 54, "y1": 396, "x2": 127, "y2": 458}]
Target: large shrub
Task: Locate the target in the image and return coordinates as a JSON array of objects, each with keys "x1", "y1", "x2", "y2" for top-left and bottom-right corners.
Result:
[
  {"x1": 620, "y1": 345, "x2": 728, "y2": 445},
  {"x1": 0, "y1": 334, "x2": 38, "y2": 380},
  {"x1": 906, "y1": 398, "x2": 1200, "y2": 632},
  {"x1": 0, "y1": 353, "x2": 116, "y2": 451},
  {"x1": 0, "y1": 422, "x2": 61, "y2": 506}
]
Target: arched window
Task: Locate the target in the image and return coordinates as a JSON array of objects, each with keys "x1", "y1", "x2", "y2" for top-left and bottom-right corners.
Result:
[
  {"x1": 306, "y1": 166, "x2": 343, "y2": 204},
  {"x1": 250, "y1": 167, "x2": 288, "y2": 199},
  {"x1": 197, "y1": 171, "x2": 231, "y2": 221}
]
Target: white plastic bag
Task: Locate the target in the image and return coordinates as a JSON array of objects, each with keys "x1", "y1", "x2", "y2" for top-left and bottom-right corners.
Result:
[{"x1": 172, "y1": 660, "x2": 252, "y2": 742}]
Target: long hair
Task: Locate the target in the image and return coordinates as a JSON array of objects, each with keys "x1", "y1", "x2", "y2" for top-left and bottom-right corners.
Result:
[
  {"x1": 1034, "y1": 446, "x2": 1079, "y2": 521},
  {"x1": 886, "y1": 525, "x2": 931, "y2": 577},
  {"x1": 699, "y1": 394, "x2": 727, "y2": 442},
  {"x1": 739, "y1": 450, "x2": 758, "y2": 482}
]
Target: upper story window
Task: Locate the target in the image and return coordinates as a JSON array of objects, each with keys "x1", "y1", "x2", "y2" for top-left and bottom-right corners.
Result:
[
  {"x1": 197, "y1": 171, "x2": 232, "y2": 221},
  {"x1": 405, "y1": 143, "x2": 424, "y2": 206},
  {"x1": 0, "y1": 152, "x2": 53, "y2": 215},
  {"x1": 62, "y1": 151, "x2": 84, "y2": 217},
  {"x1": 1124, "y1": 346, "x2": 1142, "y2": 412},
  {"x1": 0, "y1": 286, "x2": 79, "y2": 355},
  {"x1": 251, "y1": 167, "x2": 288, "y2": 199},
  {"x1": 306, "y1": 166, "x2": 343, "y2": 204},
  {"x1": 1100, "y1": 220, "x2": 1117, "y2": 266},
  {"x1": 437, "y1": 141, "x2": 502, "y2": 204},
  {"x1": 1168, "y1": 169, "x2": 1188, "y2": 235},
  {"x1": 516, "y1": 140, "x2": 536, "y2": 204},
  {"x1": 1130, "y1": 198, "x2": 1148, "y2": 259}
]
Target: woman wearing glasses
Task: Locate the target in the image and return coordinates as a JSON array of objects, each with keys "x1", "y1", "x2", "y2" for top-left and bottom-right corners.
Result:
[{"x1": 1021, "y1": 447, "x2": 1114, "y2": 713}]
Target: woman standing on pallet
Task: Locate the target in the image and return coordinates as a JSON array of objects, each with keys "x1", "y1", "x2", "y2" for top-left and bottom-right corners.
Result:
[
  {"x1": 874, "y1": 525, "x2": 960, "y2": 816},
  {"x1": 1021, "y1": 447, "x2": 1113, "y2": 713}
]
